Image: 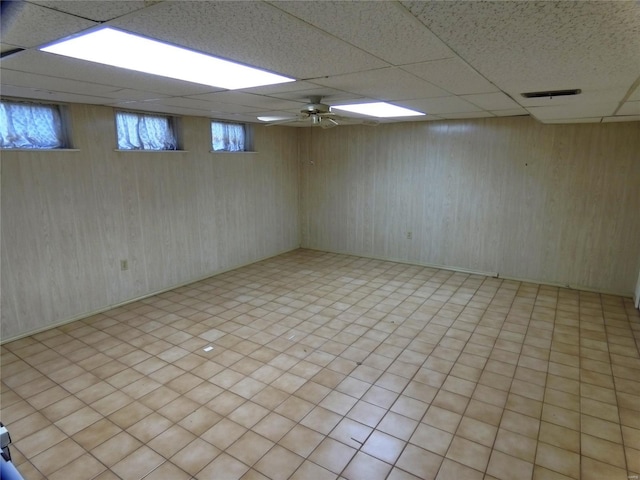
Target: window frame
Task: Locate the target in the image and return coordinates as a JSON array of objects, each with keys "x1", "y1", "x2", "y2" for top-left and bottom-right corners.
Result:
[
  {"x1": 114, "y1": 109, "x2": 182, "y2": 152},
  {"x1": 0, "y1": 98, "x2": 72, "y2": 150}
]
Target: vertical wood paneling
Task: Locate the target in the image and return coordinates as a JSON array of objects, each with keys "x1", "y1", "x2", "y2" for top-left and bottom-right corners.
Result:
[
  {"x1": 301, "y1": 117, "x2": 640, "y2": 295},
  {"x1": 1, "y1": 104, "x2": 299, "y2": 340}
]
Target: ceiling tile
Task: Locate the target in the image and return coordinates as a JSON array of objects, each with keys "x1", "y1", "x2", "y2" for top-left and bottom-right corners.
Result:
[
  {"x1": 628, "y1": 83, "x2": 640, "y2": 102},
  {"x1": 98, "y1": 89, "x2": 170, "y2": 102},
  {"x1": 267, "y1": 87, "x2": 365, "y2": 105},
  {"x1": 237, "y1": 81, "x2": 321, "y2": 96},
  {"x1": 617, "y1": 101, "x2": 640, "y2": 116},
  {"x1": 142, "y1": 96, "x2": 258, "y2": 115},
  {"x1": 402, "y1": 58, "x2": 498, "y2": 95},
  {"x1": 461, "y1": 92, "x2": 520, "y2": 110},
  {"x1": 528, "y1": 102, "x2": 616, "y2": 121},
  {"x1": 1, "y1": 69, "x2": 122, "y2": 96},
  {"x1": 491, "y1": 108, "x2": 529, "y2": 117},
  {"x1": 111, "y1": 1, "x2": 388, "y2": 79},
  {"x1": 270, "y1": 1, "x2": 454, "y2": 65},
  {"x1": 398, "y1": 96, "x2": 483, "y2": 115},
  {"x1": 186, "y1": 92, "x2": 304, "y2": 111},
  {"x1": 0, "y1": 85, "x2": 115, "y2": 105},
  {"x1": 0, "y1": 1, "x2": 97, "y2": 48},
  {"x1": 407, "y1": 1, "x2": 640, "y2": 124},
  {"x1": 602, "y1": 115, "x2": 640, "y2": 123},
  {"x1": 440, "y1": 111, "x2": 495, "y2": 119},
  {"x1": 105, "y1": 100, "x2": 224, "y2": 119},
  {"x1": 312, "y1": 68, "x2": 448, "y2": 101},
  {"x1": 29, "y1": 1, "x2": 148, "y2": 22},
  {"x1": 542, "y1": 118, "x2": 602, "y2": 124},
  {"x1": 408, "y1": 1, "x2": 640, "y2": 92}
]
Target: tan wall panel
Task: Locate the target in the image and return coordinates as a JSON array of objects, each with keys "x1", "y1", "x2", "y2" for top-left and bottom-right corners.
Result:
[
  {"x1": 1, "y1": 104, "x2": 300, "y2": 340},
  {"x1": 300, "y1": 117, "x2": 640, "y2": 295}
]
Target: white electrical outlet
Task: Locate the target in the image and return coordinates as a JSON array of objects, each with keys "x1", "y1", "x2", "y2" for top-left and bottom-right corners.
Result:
[{"x1": 120, "y1": 259, "x2": 128, "y2": 271}]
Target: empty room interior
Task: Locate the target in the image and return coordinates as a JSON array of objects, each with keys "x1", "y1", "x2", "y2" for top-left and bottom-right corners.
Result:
[{"x1": 1, "y1": 1, "x2": 640, "y2": 479}]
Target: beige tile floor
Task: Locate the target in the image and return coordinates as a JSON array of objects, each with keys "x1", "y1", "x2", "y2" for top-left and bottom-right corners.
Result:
[{"x1": 1, "y1": 249, "x2": 639, "y2": 480}]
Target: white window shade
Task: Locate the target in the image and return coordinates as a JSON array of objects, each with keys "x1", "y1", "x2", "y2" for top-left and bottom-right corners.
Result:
[
  {"x1": 0, "y1": 101, "x2": 65, "y2": 149},
  {"x1": 116, "y1": 111, "x2": 177, "y2": 150}
]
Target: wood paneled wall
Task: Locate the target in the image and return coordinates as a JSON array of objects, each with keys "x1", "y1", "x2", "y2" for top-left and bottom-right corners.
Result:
[
  {"x1": 3, "y1": 110, "x2": 638, "y2": 339},
  {"x1": 300, "y1": 117, "x2": 640, "y2": 295},
  {"x1": 1, "y1": 104, "x2": 300, "y2": 340}
]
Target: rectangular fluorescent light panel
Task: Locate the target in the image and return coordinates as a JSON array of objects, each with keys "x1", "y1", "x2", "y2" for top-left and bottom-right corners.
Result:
[
  {"x1": 40, "y1": 27, "x2": 295, "y2": 90},
  {"x1": 333, "y1": 102, "x2": 424, "y2": 118}
]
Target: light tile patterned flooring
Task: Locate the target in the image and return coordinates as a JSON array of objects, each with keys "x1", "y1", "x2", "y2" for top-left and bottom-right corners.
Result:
[{"x1": 1, "y1": 249, "x2": 639, "y2": 480}]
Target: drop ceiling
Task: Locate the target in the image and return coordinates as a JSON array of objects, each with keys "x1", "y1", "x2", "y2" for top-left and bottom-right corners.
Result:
[{"x1": 1, "y1": 0, "x2": 638, "y2": 125}]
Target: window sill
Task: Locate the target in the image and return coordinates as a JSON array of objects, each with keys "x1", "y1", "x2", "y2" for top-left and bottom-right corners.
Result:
[
  {"x1": 1, "y1": 148, "x2": 80, "y2": 152},
  {"x1": 114, "y1": 149, "x2": 189, "y2": 153},
  {"x1": 209, "y1": 150, "x2": 258, "y2": 154}
]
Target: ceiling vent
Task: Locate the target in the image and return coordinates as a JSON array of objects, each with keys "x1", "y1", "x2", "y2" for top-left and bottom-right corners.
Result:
[{"x1": 521, "y1": 89, "x2": 581, "y2": 99}]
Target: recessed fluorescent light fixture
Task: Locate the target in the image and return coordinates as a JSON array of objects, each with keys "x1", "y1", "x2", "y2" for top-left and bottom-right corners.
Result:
[
  {"x1": 40, "y1": 27, "x2": 295, "y2": 90},
  {"x1": 332, "y1": 102, "x2": 424, "y2": 118}
]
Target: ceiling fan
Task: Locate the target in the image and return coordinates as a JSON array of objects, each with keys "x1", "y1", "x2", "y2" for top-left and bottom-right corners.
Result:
[{"x1": 259, "y1": 96, "x2": 378, "y2": 128}]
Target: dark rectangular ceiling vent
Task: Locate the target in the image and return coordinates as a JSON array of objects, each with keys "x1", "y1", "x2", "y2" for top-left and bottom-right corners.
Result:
[{"x1": 521, "y1": 89, "x2": 581, "y2": 99}]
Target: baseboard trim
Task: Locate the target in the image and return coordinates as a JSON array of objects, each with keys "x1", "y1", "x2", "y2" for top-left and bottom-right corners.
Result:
[
  {"x1": 1, "y1": 247, "x2": 299, "y2": 345},
  {"x1": 301, "y1": 247, "x2": 633, "y2": 298}
]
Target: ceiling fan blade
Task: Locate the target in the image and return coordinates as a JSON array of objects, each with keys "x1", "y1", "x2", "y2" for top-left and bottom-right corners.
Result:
[
  {"x1": 332, "y1": 115, "x2": 379, "y2": 126},
  {"x1": 264, "y1": 119, "x2": 301, "y2": 127},
  {"x1": 320, "y1": 117, "x2": 339, "y2": 129}
]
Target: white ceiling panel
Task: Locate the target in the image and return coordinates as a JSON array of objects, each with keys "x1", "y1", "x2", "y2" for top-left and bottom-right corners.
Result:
[
  {"x1": 628, "y1": 84, "x2": 640, "y2": 102},
  {"x1": 267, "y1": 87, "x2": 365, "y2": 105},
  {"x1": 111, "y1": 1, "x2": 388, "y2": 79},
  {"x1": 602, "y1": 115, "x2": 640, "y2": 123},
  {"x1": 402, "y1": 58, "x2": 498, "y2": 95},
  {"x1": 406, "y1": 1, "x2": 640, "y2": 91},
  {"x1": 1, "y1": 69, "x2": 122, "y2": 96},
  {"x1": 312, "y1": 68, "x2": 448, "y2": 101},
  {"x1": 398, "y1": 96, "x2": 483, "y2": 115},
  {"x1": 29, "y1": 1, "x2": 149, "y2": 22},
  {"x1": 617, "y1": 101, "x2": 640, "y2": 116},
  {"x1": 440, "y1": 111, "x2": 496, "y2": 120},
  {"x1": 461, "y1": 92, "x2": 521, "y2": 111},
  {"x1": 186, "y1": 92, "x2": 303, "y2": 111},
  {"x1": 0, "y1": 85, "x2": 116, "y2": 105},
  {"x1": 491, "y1": 108, "x2": 529, "y2": 117},
  {"x1": 236, "y1": 81, "x2": 321, "y2": 96},
  {"x1": 269, "y1": 1, "x2": 454, "y2": 65},
  {"x1": 96, "y1": 89, "x2": 170, "y2": 102},
  {"x1": 1, "y1": 1, "x2": 96, "y2": 48},
  {"x1": 144, "y1": 96, "x2": 258, "y2": 115},
  {"x1": 106, "y1": 101, "x2": 228, "y2": 120},
  {"x1": 528, "y1": 102, "x2": 617, "y2": 121},
  {"x1": 543, "y1": 118, "x2": 603, "y2": 124}
]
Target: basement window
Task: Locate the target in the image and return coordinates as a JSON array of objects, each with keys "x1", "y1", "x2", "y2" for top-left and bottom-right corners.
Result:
[
  {"x1": 0, "y1": 100, "x2": 69, "y2": 149},
  {"x1": 211, "y1": 120, "x2": 250, "y2": 152},
  {"x1": 115, "y1": 110, "x2": 179, "y2": 151}
]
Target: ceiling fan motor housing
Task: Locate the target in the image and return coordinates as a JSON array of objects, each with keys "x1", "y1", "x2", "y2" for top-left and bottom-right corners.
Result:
[{"x1": 304, "y1": 103, "x2": 332, "y2": 115}]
